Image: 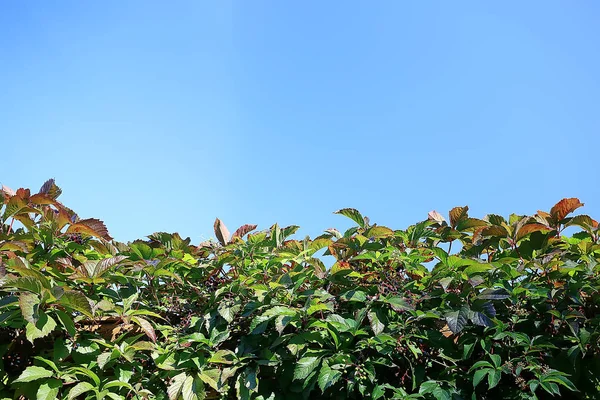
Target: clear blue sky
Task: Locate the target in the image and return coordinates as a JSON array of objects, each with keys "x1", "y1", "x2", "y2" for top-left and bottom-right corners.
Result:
[{"x1": 2, "y1": 2, "x2": 599, "y2": 243}]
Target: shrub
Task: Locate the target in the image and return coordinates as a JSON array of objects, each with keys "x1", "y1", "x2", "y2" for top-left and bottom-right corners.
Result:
[{"x1": 0, "y1": 180, "x2": 599, "y2": 399}]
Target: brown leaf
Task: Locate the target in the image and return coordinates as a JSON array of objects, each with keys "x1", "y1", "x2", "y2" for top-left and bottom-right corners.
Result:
[
  {"x1": 213, "y1": 218, "x2": 230, "y2": 245},
  {"x1": 38, "y1": 179, "x2": 62, "y2": 199},
  {"x1": 440, "y1": 323, "x2": 453, "y2": 338},
  {"x1": 449, "y1": 206, "x2": 469, "y2": 228},
  {"x1": 515, "y1": 223, "x2": 550, "y2": 242},
  {"x1": 29, "y1": 193, "x2": 56, "y2": 205},
  {"x1": 231, "y1": 224, "x2": 258, "y2": 241},
  {"x1": 67, "y1": 218, "x2": 112, "y2": 240},
  {"x1": 550, "y1": 198, "x2": 584, "y2": 222}
]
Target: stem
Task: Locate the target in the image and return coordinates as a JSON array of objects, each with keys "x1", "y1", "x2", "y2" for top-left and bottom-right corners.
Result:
[
  {"x1": 7, "y1": 218, "x2": 14, "y2": 235},
  {"x1": 448, "y1": 241, "x2": 453, "y2": 254}
]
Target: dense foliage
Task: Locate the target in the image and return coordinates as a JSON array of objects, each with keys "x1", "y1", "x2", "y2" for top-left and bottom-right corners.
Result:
[{"x1": 1, "y1": 180, "x2": 599, "y2": 399}]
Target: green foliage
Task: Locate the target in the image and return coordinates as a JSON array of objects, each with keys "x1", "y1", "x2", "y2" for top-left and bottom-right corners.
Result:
[{"x1": 1, "y1": 180, "x2": 600, "y2": 399}]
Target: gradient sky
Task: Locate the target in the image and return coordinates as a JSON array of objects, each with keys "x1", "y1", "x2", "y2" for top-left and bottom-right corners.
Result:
[{"x1": 1, "y1": 1, "x2": 599, "y2": 243}]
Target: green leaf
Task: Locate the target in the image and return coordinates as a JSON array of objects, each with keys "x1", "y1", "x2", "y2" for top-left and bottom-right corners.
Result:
[
  {"x1": 182, "y1": 374, "x2": 206, "y2": 400},
  {"x1": 473, "y1": 369, "x2": 489, "y2": 387},
  {"x1": 58, "y1": 290, "x2": 93, "y2": 318},
  {"x1": 368, "y1": 310, "x2": 385, "y2": 335},
  {"x1": 19, "y1": 292, "x2": 40, "y2": 324},
  {"x1": 372, "y1": 384, "x2": 385, "y2": 400},
  {"x1": 209, "y1": 349, "x2": 235, "y2": 364},
  {"x1": 130, "y1": 316, "x2": 156, "y2": 343},
  {"x1": 54, "y1": 309, "x2": 77, "y2": 337},
  {"x1": 13, "y1": 366, "x2": 54, "y2": 383},
  {"x1": 340, "y1": 290, "x2": 367, "y2": 302},
  {"x1": 487, "y1": 369, "x2": 501, "y2": 389},
  {"x1": 469, "y1": 311, "x2": 494, "y2": 328},
  {"x1": 318, "y1": 362, "x2": 342, "y2": 393},
  {"x1": 477, "y1": 288, "x2": 510, "y2": 300},
  {"x1": 4, "y1": 276, "x2": 44, "y2": 294},
  {"x1": 67, "y1": 382, "x2": 95, "y2": 400},
  {"x1": 334, "y1": 208, "x2": 366, "y2": 228},
  {"x1": 294, "y1": 356, "x2": 321, "y2": 380},
  {"x1": 36, "y1": 378, "x2": 62, "y2": 400},
  {"x1": 489, "y1": 354, "x2": 501, "y2": 368},
  {"x1": 218, "y1": 303, "x2": 241, "y2": 323},
  {"x1": 168, "y1": 372, "x2": 187, "y2": 400},
  {"x1": 445, "y1": 307, "x2": 470, "y2": 334},
  {"x1": 25, "y1": 313, "x2": 57, "y2": 343},
  {"x1": 97, "y1": 352, "x2": 112, "y2": 370},
  {"x1": 383, "y1": 296, "x2": 414, "y2": 312}
]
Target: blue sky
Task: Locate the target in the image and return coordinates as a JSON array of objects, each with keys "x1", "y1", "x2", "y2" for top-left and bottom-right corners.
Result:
[{"x1": 1, "y1": 1, "x2": 599, "y2": 243}]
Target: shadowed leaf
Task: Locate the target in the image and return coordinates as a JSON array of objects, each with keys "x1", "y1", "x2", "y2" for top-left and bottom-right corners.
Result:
[
  {"x1": 213, "y1": 218, "x2": 230, "y2": 245},
  {"x1": 67, "y1": 218, "x2": 112, "y2": 240},
  {"x1": 449, "y1": 206, "x2": 469, "y2": 228}
]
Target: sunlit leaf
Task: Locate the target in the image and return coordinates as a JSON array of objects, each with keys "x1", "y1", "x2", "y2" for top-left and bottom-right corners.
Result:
[
  {"x1": 550, "y1": 198, "x2": 584, "y2": 222},
  {"x1": 213, "y1": 218, "x2": 230, "y2": 245},
  {"x1": 334, "y1": 208, "x2": 366, "y2": 228},
  {"x1": 67, "y1": 218, "x2": 112, "y2": 240}
]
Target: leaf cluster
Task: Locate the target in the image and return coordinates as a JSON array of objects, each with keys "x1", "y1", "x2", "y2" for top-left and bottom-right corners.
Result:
[{"x1": 1, "y1": 182, "x2": 599, "y2": 399}]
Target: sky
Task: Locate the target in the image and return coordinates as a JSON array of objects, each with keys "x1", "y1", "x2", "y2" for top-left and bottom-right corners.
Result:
[{"x1": 1, "y1": 1, "x2": 599, "y2": 244}]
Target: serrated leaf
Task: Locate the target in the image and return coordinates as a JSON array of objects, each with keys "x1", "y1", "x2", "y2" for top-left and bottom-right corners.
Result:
[
  {"x1": 54, "y1": 309, "x2": 76, "y2": 336},
  {"x1": 19, "y1": 292, "x2": 40, "y2": 324},
  {"x1": 445, "y1": 307, "x2": 470, "y2": 334},
  {"x1": 97, "y1": 352, "x2": 112, "y2": 369},
  {"x1": 473, "y1": 369, "x2": 489, "y2": 387},
  {"x1": 317, "y1": 362, "x2": 342, "y2": 393},
  {"x1": 515, "y1": 223, "x2": 551, "y2": 242},
  {"x1": 218, "y1": 304, "x2": 241, "y2": 324},
  {"x1": 131, "y1": 316, "x2": 156, "y2": 342},
  {"x1": 384, "y1": 296, "x2": 414, "y2": 312},
  {"x1": 449, "y1": 206, "x2": 469, "y2": 228},
  {"x1": 477, "y1": 288, "x2": 510, "y2": 300},
  {"x1": 26, "y1": 313, "x2": 57, "y2": 343},
  {"x1": 36, "y1": 378, "x2": 62, "y2": 400},
  {"x1": 488, "y1": 369, "x2": 501, "y2": 389},
  {"x1": 368, "y1": 310, "x2": 385, "y2": 335},
  {"x1": 294, "y1": 356, "x2": 321, "y2": 380},
  {"x1": 38, "y1": 179, "x2": 62, "y2": 199},
  {"x1": 209, "y1": 349, "x2": 235, "y2": 364},
  {"x1": 550, "y1": 198, "x2": 584, "y2": 222},
  {"x1": 231, "y1": 224, "x2": 257, "y2": 241},
  {"x1": 456, "y1": 218, "x2": 487, "y2": 231},
  {"x1": 13, "y1": 366, "x2": 54, "y2": 383},
  {"x1": 168, "y1": 372, "x2": 187, "y2": 400},
  {"x1": 340, "y1": 290, "x2": 367, "y2": 302},
  {"x1": 469, "y1": 311, "x2": 494, "y2": 328},
  {"x1": 67, "y1": 382, "x2": 95, "y2": 400},
  {"x1": 67, "y1": 218, "x2": 112, "y2": 240},
  {"x1": 275, "y1": 315, "x2": 293, "y2": 334},
  {"x1": 59, "y1": 290, "x2": 93, "y2": 318},
  {"x1": 334, "y1": 208, "x2": 366, "y2": 228},
  {"x1": 182, "y1": 374, "x2": 206, "y2": 400}
]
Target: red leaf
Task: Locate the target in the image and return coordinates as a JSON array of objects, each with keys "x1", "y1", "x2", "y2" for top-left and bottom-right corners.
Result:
[
  {"x1": 550, "y1": 198, "x2": 584, "y2": 222},
  {"x1": 231, "y1": 224, "x2": 258, "y2": 241},
  {"x1": 515, "y1": 223, "x2": 550, "y2": 242},
  {"x1": 67, "y1": 218, "x2": 112, "y2": 240}
]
